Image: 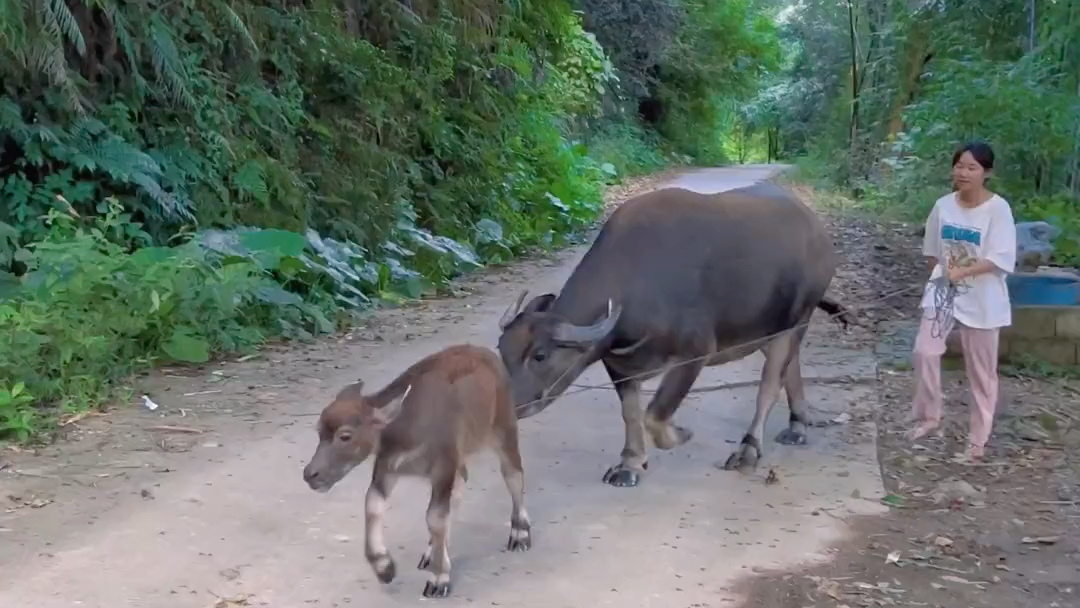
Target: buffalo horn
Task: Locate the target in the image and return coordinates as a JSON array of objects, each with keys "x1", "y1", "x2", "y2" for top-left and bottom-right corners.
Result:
[{"x1": 553, "y1": 299, "x2": 622, "y2": 344}]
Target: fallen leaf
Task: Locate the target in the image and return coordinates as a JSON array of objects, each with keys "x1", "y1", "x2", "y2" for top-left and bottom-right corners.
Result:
[
  {"x1": 881, "y1": 494, "x2": 905, "y2": 507},
  {"x1": 940, "y1": 575, "x2": 986, "y2": 589},
  {"x1": 934, "y1": 536, "x2": 954, "y2": 547},
  {"x1": 1021, "y1": 536, "x2": 1060, "y2": 545},
  {"x1": 209, "y1": 593, "x2": 251, "y2": 608},
  {"x1": 816, "y1": 577, "x2": 843, "y2": 600},
  {"x1": 147, "y1": 425, "x2": 205, "y2": 434}
]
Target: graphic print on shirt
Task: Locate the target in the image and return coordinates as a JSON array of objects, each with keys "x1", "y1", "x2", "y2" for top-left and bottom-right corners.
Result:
[{"x1": 940, "y1": 222, "x2": 982, "y2": 285}]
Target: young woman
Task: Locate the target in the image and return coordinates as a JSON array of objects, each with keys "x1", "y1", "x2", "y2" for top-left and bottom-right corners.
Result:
[{"x1": 909, "y1": 141, "x2": 1017, "y2": 460}]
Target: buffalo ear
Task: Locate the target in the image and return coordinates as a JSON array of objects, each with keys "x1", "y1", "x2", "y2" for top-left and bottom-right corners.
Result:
[{"x1": 523, "y1": 293, "x2": 557, "y2": 315}]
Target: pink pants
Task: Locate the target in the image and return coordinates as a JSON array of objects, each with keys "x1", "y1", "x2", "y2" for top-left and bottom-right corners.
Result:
[{"x1": 911, "y1": 314, "x2": 1000, "y2": 448}]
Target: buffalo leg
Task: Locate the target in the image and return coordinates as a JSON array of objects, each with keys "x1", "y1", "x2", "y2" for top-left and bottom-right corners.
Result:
[
  {"x1": 365, "y1": 460, "x2": 400, "y2": 584},
  {"x1": 722, "y1": 332, "x2": 797, "y2": 473},
  {"x1": 776, "y1": 326, "x2": 813, "y2": 445},
  {"x1": 420, "y1": 469, "x2": 460, "y2": 598},
  {"x1": 602, "y1": 360, "x2": 650, "y2": 487},
  {"x1": 643, "y1": 358, "x2": 704, "y2": 450},
  {"x1": 493, "y1": 422, "x2": 532, "y2": 551}
]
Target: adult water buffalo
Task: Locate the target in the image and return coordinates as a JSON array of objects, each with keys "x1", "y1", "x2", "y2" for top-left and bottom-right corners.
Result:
[{"x1": 496, "y1": 182, "x2": 849, "y2": 487}]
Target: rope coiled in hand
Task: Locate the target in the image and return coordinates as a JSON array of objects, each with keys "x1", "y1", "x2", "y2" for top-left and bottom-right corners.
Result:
[{"x1": 927, "y1": 271, "x2": 970, "y2": 339}]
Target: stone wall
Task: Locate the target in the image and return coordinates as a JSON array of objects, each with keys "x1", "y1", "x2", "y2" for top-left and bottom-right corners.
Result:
[{"x1": 944, "y1": 306, "x2": 1080, "y2": 366}]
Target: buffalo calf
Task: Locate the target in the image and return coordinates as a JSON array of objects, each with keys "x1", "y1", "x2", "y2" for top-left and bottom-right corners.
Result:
[{"x1": 302, "y1": 344, "x2": 532, "y2": 598}]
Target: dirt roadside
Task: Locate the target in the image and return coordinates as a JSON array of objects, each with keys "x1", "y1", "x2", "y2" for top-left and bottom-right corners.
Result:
[
  {"x1": 2, "y1": 173, "x2": 1078, "y2": 608},
  {"x1": 738, "y1": 184, "x2": 1080, "y2": 608}
]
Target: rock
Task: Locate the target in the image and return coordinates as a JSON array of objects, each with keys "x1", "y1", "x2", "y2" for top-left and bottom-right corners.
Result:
[
  {"x1": 933, "y1": 479, "x2": 982, "y2": 503},
  {"x1": 1062, "y1": 428, "x2": 1080, "y2": 450}
]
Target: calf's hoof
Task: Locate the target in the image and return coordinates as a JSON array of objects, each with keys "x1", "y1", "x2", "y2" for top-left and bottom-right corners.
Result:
[
  {"x1": 645, "y1": 417, "x2": 693, "y2": 450},
  {"x1": 775, "y1": 428, "x2": 808, "y2": 445},
  {"x1": 422, "y1": 580, "x2": 453, "y2": 598},
  {"x1": 507, "y1": 524, "x2": 532, "y2": 551},
  {"x1": 602, "y1": 462, "x2": 647, "y2": 487},
  {"x1": 370, "y1": 554, "x2": 397, "y2": 584}
]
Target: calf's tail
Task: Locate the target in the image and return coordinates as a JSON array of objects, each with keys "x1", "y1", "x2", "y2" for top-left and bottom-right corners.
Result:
[{"x1": 816, "y1": 296, "x2": 855, "y2": 329}]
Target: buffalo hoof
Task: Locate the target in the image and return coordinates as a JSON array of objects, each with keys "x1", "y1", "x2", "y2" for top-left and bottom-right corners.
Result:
[
  {"x1": 775, "y1": 428, "x2": 808, "y2": 445},
  {"x1": 647, "y1": 420, "x2": 694, "y2": 450},
  {"x1": 602, "y1": 463, "x2": 645, "y2": 487},
  {"x1": 371, "y1": 555, "x2": 397, "y2": 584},
  {"x1": 422, "y1": 580, "x2": 453, "y2": 599},
  {"x1": 507, "y1": 524, "x2": 532, "y2": 551},
  {"x1": 720, "y1": 444, "x2": 760, "y2": 474}
]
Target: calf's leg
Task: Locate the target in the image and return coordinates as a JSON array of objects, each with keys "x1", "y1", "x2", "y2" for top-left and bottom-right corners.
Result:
[
  {"x1": 722, "y1": 331, "x2": 798, "y2": 473},
  {"x1": 775, "y1": 326, "x2": 813, "y2": 445},
  {"x1": 420, "y1": 469, "x2": 460, "y2": 598},
  {"x1": 418, "y1": 465, "x2": 467, "y2": 570},
  {"x1": 493, "y1": 422, "x2": 532, "y2": 551},
  {"x1": 364, "y1": 461, "x2": 400, "y2": 584},
  {"x1": 601, "y1": 360, "x2": 649, "y2": 487}
]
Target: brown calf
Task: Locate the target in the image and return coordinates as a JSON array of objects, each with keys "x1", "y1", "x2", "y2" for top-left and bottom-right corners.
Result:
[{"x1": 302, "y1": 344, "x2": 532, "y2": 598}]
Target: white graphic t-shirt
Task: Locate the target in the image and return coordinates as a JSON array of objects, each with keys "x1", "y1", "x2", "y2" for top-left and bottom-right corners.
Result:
[{"x1": 920, "y1": 192, "x2": 1017, "y2": 329}]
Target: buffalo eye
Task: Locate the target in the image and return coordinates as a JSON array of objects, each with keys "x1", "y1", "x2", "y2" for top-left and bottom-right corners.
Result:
[
  {"x1": 531, "y1": 348, "x2": 548, "y2": 362},
  {"x1": 336, "y1": 430, "x2": 353, "y2": 442}
]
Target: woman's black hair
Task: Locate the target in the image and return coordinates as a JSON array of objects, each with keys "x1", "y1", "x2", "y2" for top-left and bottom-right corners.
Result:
[{"x1": 952, "y1": 141, "x2": 994, "y2": 170}]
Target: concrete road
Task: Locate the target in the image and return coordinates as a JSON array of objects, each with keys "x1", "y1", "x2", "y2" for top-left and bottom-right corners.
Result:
[{"x1": 0, "y1": 165, "x2": 886, "y2": 608}]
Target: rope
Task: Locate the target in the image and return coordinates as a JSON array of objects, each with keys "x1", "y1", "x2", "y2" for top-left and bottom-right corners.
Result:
[
  {"x1": 926, "y1": 271, "x2": 970, "y2": 340},
  {"x1": 514, "y1": 282, "x2": 928, "y2": 412}
]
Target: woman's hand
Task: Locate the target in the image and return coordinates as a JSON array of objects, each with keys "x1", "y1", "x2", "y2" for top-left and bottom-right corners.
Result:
[
  {"x1": 947, "y1": 265, "x2": 969, "y2": 283},
  {"x1": 948, "y1": 259, "x2": 996, "y2": 283}
]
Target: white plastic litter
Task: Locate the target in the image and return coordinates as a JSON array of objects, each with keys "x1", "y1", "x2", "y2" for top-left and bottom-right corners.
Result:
[{"x1": 141, "y1": 394, "x2": 160, "y2": 411}]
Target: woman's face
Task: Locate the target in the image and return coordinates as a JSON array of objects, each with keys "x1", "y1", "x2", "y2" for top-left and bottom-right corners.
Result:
[{"x1": 952, "y1": 151, "x2": 988, "y2": 192}]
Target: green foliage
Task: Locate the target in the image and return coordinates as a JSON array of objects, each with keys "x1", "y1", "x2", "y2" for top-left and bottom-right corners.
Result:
[
  {"x1": 1013, "y1": 193, "x2": 1080, "y2": 267},
  {"x1": 584, "y1": 119, "x2": 675, "y2": 178},
  {"x1": 579, "y1": 0, "x2": 781, "y2": 163},
  {"x1": 0, "y1": 0, "x2": 784, "y2": 441},
  {"x1": 0, "y1": 381, "x2": 35, "y2": 442},
  {"x1": 0, "y1": 200, "x2": 338, "y2": 417},
  {"x1": 548, "y1": 10, "x2": 619, "y2": 119},
  {"x1": 579, "y1": 0, "x2": 685, "y2": 99},
  {"x1": 766, "y1": 0, "x2": 1080, "y2": 264},
  {"x1": 656, "y1": 0, "x2": 781, "y2": 163},
  {"x1": 1, "y1": 1, "x2": 614, "y2": 251}
]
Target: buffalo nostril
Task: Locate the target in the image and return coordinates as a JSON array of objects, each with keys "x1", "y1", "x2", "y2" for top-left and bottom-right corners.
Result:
[{"x1": 304, "y1": 469, "x2": 318, "y2": 482}]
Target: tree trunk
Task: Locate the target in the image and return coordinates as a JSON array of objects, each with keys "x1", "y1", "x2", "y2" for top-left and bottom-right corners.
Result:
[
  {"x1": 1028, "y1": 0, "x2": 1037, "y2": 53},
  {"x1": 846, "y1": 0, "x2": 860, "y2": 165},
  {"x1": 885, "y1": 17, "x2": 933, "y2": 143}
]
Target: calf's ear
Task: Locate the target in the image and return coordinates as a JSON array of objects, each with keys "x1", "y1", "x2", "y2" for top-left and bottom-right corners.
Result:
[{"x1": 371, "y1": 384, "x2": 411, "y2": 428}]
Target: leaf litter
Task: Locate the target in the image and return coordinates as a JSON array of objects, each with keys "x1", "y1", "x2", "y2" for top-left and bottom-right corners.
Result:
[{"x1": 734, "y1": 188, "x2": 1080, "y2": 608}]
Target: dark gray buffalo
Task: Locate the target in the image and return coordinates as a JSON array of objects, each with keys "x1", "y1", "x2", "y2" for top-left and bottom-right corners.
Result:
[{"x1": 495, "y1": 182, "x2": 849, "y2": 487}]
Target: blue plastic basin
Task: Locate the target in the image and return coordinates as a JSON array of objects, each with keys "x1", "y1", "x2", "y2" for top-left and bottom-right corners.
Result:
[{"x1": 1007, "y1": 273, "x2": 1080, "y2": 306}]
